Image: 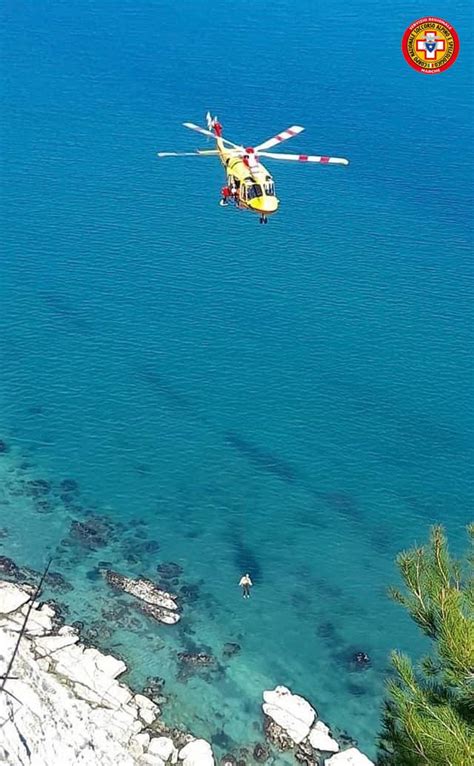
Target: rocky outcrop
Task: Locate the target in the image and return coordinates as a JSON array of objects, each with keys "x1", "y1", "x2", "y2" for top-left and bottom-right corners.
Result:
[
  {"x1": 262, "y1": 686, "x2": 374, "y2": 765},
  {"x1": 103, "y1": 570, "x2": 180, "y2": 624},
  {"x1": 309, "y1": 720, "x2": 339, "y2": 753},
  {"x1": 263, "y1": 686, "x2": 316, "y2": 744},
  {"x1": 325, "y1": 747, "x2": 375, "y2": 765},
  {"x1": 0, "y1": 580, "x2": 212, "y2": 766},
  {"x1": 148, "y1": 736, "x2": 178, "y2": 763},
  {"x1": 179, "y1": 738, "x2": 215, "y2": 765}
]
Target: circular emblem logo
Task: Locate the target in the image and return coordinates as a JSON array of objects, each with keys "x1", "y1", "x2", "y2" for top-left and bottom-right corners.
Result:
[{"x1": 402, "y1": 17, "x2": 459, "y2": 74}]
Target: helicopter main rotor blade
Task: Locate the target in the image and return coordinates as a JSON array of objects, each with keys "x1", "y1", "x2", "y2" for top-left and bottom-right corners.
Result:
[
  {"x1": 254, "y1": 126, "x2": 304, "y2": 152},
  {"x1": 259, "y1": 151, "x2": 349, "y2": 166},
  {"x1": 157, "y1": 150, "x2": 219, "y2": 158},
  {"x1": 182, "y1": 122, "x2": 243, "y2": 150}
]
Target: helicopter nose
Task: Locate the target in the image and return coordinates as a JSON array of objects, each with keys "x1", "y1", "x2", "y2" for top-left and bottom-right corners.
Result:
[
  {"x1": 263, "y1": 197, "x2": 279, "y2": 214},
  {"x1": 251, "y1": 197, "x2": 279, "y2": 215}
]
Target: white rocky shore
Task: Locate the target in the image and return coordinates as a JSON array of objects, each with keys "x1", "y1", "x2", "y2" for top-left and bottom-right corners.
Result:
[
  {"x1": 0, "y1": 580, "x2": 375, "y2": 766},
  {"x1": 0, "y1": 580, "x2": 213, "y2": 766}
]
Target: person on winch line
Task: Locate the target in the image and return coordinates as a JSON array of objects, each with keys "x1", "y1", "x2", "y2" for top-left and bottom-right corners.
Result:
[
  {"x1": 239, "y1": 573, "x2": 252, "y2": 598},
  {"x1": 221, "y1": 185, "x2": 231, "y2": 205}
]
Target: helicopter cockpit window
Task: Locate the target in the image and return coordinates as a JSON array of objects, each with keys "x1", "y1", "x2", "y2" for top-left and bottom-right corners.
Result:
[
  {"x1": 264, "y1": 180, "x2": 275, "y2": 196},
  {"x1": 246, "y1": 184, "x2": 263, "y2": 201}
]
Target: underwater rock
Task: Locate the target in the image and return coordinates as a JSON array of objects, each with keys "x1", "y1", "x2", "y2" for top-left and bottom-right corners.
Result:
[
  {"x1": 59, "y1": 479, "x2": 79, "y2": 493},
  {"x1": 0, "y1": 439, "x2": 9, "y2": 453},
  {"x1": 220, "y1": 754, "x2": 237, "y2": 766},
  {"x1": 45, "y1": 571, "x2": 74, "y2": 593},
  {"x1": 322, "y1": 492, "x2": 360, "y2": 522},
  {"x1": 69, "y1": 518, "x2": 110, "y2": 549},
  {"x1": 295, "y1": 740, "x2": 318, "y2": 766},
  {"x1": 81, "y1": 620, "x2": 114, "y2": 645},
  {"x1": 316, "y1": 621, "x2": 339, "y2": 641},
  {"x1": 253, "y1": 742, "x2": 270, "y2": 762},
  {"x1": 335, "y1": 731, "x2": 358, "y2": 749},
  {"x1": 34, "y1": 500, "x2": 53, "y2": 514},
  {"x1": 223, "y1": 642, "x2": 241, "y2": 659},
  {"x1": 139, "y1": 540, "x2": 160, "y2": 553},
  {"x1": 177, "y1": 652, "x2": 214, "y2": 666},
  {"x1": 104, "y1": 570, "x2": 179, "y2": 611},
  {"x1": 157, "y1": 561, "x2": 183, "y2": 579},
  {"x1": 59, "y1": 494, "x2": 78, "y2": 507},
  {"x1": 263, "y1": 715, "x2": 293, "y2": 751},
  {"x1": 212, "y1": 730, "x2": 233, "y2": 752},
  {"x1": 179, "y1": 583, "x2": 200, "y2": 603},
  {"x1": 86, "y1": 567, "x2": 102, "y2": 581},
  {"x1": 346, "y1": 682, "x2": 367, "y2": 697},
  {"x1": 101, "y1": 602, "x2": 143, "y2": 631},
  {"x1": 0, "y1": 556, "x2": 20, "y2": 579},
  {"x1": 26, "y1": 478, "x2": 51, "y2": 497}
]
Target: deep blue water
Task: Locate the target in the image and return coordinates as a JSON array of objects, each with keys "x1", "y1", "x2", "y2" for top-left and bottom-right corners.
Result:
[{"x1": 1, "y1": 0, "x2": 473, "y2": 760}]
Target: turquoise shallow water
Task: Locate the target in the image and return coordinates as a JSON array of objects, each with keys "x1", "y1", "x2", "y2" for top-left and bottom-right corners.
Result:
[{"x1": 1, "y1": 0, "x2": 473, "y2": 761}]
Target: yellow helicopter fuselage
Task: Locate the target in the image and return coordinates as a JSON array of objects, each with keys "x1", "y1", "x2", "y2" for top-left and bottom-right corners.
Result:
[{"x1": 216, "y1": 137, "x2": 279, "y2": 217}]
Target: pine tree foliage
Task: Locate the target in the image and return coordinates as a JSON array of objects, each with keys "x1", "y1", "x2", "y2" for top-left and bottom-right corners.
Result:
[{"x1": 378, "y1": 525, "x2": 474, "y2": 766}]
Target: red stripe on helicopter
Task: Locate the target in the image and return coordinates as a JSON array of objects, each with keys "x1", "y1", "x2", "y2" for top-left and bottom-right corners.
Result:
[
  {"x1": 275, "y1": 128, "x2": 298, "y2": 142},
  {"x1": 320, "y1": 156, "x2": 330, "y2": 163},
  {"x1": 299, "y1": 155, "x2": 309, "y2": 161}
]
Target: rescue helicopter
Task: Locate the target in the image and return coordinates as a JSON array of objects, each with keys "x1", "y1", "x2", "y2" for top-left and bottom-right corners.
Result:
[{"x1": 157, "y1": 113, "x2": 349, "y2": 224}]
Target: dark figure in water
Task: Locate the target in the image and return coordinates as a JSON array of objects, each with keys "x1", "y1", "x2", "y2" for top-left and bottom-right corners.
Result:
[
  {"x1": 239, "y1": 573, "x2": 253, "y2": 599},
  {"x1": 353, "y1": 651, "x2": 371, "y2": 669}
]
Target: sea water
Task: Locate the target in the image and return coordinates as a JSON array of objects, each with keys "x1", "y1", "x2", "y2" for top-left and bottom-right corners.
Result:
[{"x1": 1, "y1": 0, "x2": 473, "y2": 760}]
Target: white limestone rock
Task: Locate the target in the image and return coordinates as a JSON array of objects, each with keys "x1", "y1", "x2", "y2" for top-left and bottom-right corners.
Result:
[
  {"x1": 325, "y1": 747, "x2": 375, "y2": 766},
  {"x1": 135, "y1": 693, "x2": 159, "y2": 710},
  {"x1": 88, "y1": 647, "x2": 127, "y2": 679},
  {"x1": 58, "y1": 624, "x2": 79, "y2": 637},
  {"x1": 179, "y1": 738, "x2": 215, "y2": 765},
  {"x1": 37, "y1": 656, "x2": 51, "y2": 672},
  {"x1": 149, "y1": 736, "x2": 178, "y2": 763},
  {"x1": 0, "y1": 581, "x2": 31, "y2": 614},
  {"x1": 139, "y1": 706, "x2": 157, "y2": 725},
  {"x1": 262, "y1": 685, "x2": 316, "y2": 744},
  {"x1": 139, "y1": 755, "x2": 165, "y2": 766},
  {"x1": 310, "y1": 720, "x2": 339, "y2": 753},
  {"x1": 33, "y1": 632, "x2": 79, "y2": 657},
  {"x1": 2, "y1": 601, "x2": 54, "y2": 635},
  {"x1": 134, "y1": 733, "x2": 151, "y2": 750},
  {"x1": 0, "y1": 614, "x2": 139, "y2": 765}
]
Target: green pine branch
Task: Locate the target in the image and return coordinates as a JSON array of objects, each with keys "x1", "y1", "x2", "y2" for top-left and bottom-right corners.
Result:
[{"x1": 378, "y1": 525, "x2": 474, "y2": 766}]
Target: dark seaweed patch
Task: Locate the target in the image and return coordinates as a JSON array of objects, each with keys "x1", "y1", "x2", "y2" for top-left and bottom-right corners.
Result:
[
  {"x1": 40, "y1": 292, "x2": 91, "y2": 334},
  {"x1": 225, "y1": 431, "x2": 298, "y2": 484},
  {"x1": 232, "y1": 537, "x2": 262, "y2": 582}
]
